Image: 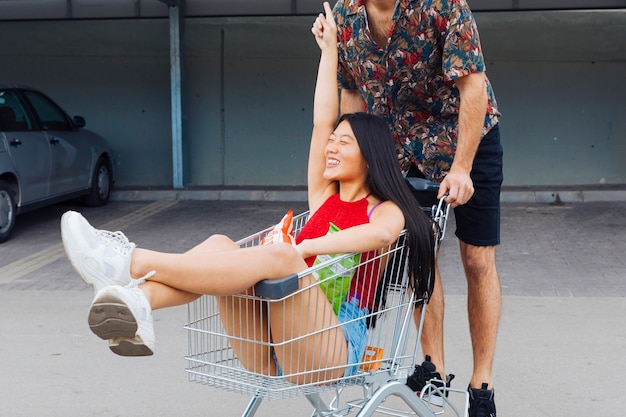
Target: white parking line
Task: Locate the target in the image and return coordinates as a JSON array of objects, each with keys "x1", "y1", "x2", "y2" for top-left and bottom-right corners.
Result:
[{"x1": 0, "y1": 200, "x2": 180, "y2": 284}]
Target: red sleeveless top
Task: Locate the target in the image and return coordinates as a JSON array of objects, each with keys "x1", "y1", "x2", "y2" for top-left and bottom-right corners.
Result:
[{"x1": 296, "y1": 194, "x2": 382, "y2": 310}]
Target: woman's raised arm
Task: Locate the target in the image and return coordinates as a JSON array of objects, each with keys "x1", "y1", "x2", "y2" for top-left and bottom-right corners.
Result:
[{"x1": 307, "y1": 2, "x2": 339, "y2": 212}]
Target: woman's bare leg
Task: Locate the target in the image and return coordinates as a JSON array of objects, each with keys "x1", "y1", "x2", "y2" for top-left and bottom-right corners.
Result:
[
  {"x1": 76, "y1": 221, "x2": 350, "y2": 376},
  {"x1": 160, "y1": 235, "x2": 348, "y2": 381},
  {"x1": 218, "y1": 291, "x2": 277, "y2": 376},
  {"x1": 270, "y1": 274, "x2": 349, "y2": 385},
  {"x1": 139, "y1": 234, "x2": 246, "y2": 310},
  {"x1": 201, "y1": 235, "x2": 278, "y2": 375},
  {"x1": 130, "y1": 238, "x2": 306, "y2": 296}
]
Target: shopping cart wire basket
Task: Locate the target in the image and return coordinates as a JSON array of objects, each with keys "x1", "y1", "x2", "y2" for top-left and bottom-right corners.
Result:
[{"x1": 185, "y1": 187, "x2": 466, "y2": 417}]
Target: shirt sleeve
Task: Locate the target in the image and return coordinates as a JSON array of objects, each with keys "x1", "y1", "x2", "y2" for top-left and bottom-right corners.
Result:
[
  {"x1": 442, "y1": 0, "x2": 486, "y2": 81},
  {"x1": 333, "y1": 0, "x2": 359, "y2": 90}
]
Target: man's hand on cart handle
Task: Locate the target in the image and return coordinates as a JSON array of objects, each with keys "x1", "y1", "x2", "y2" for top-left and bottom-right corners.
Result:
[{"x1": 438, "y1": 169, "x2": 474, "y2": 208}]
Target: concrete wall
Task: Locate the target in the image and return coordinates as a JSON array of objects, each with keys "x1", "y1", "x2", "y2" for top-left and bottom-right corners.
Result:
[
  {"x1": 477, "y1": 10, "x2": 626, "y2": 186},
  {"x1": 0, "y1": 10, "x2": 624, "y2": 188}
]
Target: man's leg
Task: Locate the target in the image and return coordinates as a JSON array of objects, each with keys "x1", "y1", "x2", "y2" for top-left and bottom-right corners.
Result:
[
  {"x1": 409, "y1": 259, "x2": 452, "y2": 406},
  {"x1": 415, "y1": 261, "x2": 445, "y2": 375},
  {"x1": 460, "y1": 242, "x2": 501, "y2": 389}
]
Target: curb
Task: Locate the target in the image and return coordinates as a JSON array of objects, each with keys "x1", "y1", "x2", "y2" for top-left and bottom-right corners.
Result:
[{"x1": 111, "y1": 187, "x2": 626, "y2": 203}]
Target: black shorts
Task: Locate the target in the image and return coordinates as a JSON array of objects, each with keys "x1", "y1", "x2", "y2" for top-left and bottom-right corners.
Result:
[
  {"x1": 454, "y1": 124, "x2": 503, "y2": 246},
  {"x1": 406, "y1": 125, "x2": 503, "y2": 246}
]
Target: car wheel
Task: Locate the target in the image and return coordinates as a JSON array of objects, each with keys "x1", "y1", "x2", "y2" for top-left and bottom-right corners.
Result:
[
  {"x1": 83, "y1": 158, "x2": 112, "y2": 207},
  {"x1": 0, "y1": 180, "x2": 17, "y2": 243}
]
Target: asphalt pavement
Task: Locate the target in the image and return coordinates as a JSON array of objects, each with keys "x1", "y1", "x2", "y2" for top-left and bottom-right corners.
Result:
[{"x1": 1, "y1": 195, "x2": 625, "y2": 416}]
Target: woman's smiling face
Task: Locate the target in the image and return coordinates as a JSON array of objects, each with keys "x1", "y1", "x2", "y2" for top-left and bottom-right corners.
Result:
[{"x1": 323, "y1": 120, "x2": 367, "y2": 182}]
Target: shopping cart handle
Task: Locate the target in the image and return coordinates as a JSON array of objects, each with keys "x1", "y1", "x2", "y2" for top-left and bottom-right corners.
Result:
[
  {"x1": 404, "y1": 177, "x2": 440, "y2": 191},
  {"x1": 254, "y1": 273, "x2": 299, "y2": 299}
]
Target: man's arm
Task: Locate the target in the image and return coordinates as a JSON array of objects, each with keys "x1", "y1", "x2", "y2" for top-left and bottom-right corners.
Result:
[
  {"x1": 339, "y1": 88, "x2": 366, "y2": 115},
  {"x1": 438, "y1": 72, "x2": 488, "y2": 207}
]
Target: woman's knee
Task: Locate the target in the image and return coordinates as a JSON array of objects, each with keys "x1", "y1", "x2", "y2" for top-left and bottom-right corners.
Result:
[
  {"x1": 190, "y1": 234, "x2": 238, "y2": 253},
  {"x1": 264, "y1": 243, "x2": 306, "y2": 274}
]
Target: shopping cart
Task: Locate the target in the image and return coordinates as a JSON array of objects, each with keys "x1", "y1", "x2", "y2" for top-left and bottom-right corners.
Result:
[{"x1": 185, "y1": 180, "x2": 466, "y2": 417}]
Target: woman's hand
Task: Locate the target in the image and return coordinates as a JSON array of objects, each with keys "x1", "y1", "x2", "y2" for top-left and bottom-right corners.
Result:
[{"x1": 311, "y1": 2, "x2": 337, "y2": 51}]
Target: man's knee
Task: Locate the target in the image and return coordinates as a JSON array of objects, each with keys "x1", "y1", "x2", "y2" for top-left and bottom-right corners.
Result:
[{"x1": 460, "y1": 243, "x2": 497, "y2": 280}]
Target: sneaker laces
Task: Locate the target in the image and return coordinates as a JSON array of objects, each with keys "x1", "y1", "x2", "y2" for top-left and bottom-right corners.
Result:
[
  {"x1": 95, "y1": 230, "x2": 136, "y2": 256},
  {"x1": 123, "y1": 283, "x2": 152, "y2": 321},
  {"x1": 407, "y1": 355, "x2": 455, "y2": 402},
  {"x1": 126, "y1": 278, "x2": 146, "y2": 288},
  {"x1": 125, "y1": 270, "x2": 156, "y2": 288},
  {"x1": 407, "y1": 355, "x2": 439, "y2": 391},
  {"x1": 93, "y1": 229, "x2": 156, "y2": 283},
  {"x1": 415, "y1": 364, "x2": 437, "y2": 383},
  {"x1": 469, "y1": 383, "x2": 496, "y2": 417},
  {"x1": 471, "y1": 397, "x2": 495, "y2": 417}
]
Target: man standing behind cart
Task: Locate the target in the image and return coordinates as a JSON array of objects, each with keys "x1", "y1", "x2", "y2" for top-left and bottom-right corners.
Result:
[{"x1": 332, "y1": 1, "x2": 503, "y2": 416}]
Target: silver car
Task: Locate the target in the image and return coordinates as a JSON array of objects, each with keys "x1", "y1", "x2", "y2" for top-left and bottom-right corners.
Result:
[{"x1": 0, "y1": 85, "x2": 115, "y2": 243}]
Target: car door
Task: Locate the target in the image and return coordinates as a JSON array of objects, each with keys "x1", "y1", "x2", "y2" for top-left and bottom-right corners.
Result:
[
  {"x1": 0, "y1": 89, "x2": 51, "y2": 205},
  {"x1": 22, "y1": 90, "x2": 91, "y2": 196}
]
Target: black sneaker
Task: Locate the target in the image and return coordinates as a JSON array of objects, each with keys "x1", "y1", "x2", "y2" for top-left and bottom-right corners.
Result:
[
  {"x1": 468, "y1": 383, "x2": 496, "y2": 417},
  {"x1": 406, "y1": 355, "x2": 454, "y2": 406}
]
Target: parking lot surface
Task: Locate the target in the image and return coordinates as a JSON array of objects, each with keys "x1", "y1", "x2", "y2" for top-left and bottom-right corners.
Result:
[{"x1": 1, "y1": 198, "x2": 625, "y2": 416}]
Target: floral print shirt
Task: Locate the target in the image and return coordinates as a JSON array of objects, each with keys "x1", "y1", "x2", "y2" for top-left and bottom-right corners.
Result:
[{"x1": 334, "y1": 0, "x2": 500, "y2": 181}]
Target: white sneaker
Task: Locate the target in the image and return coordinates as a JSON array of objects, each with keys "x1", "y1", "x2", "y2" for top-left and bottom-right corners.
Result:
[
  {"x1": 61, "y1": 210, "x2": 134, "y2": 294},
  {"x1": 88, "y1": 284, "x2": 155, "y2": 356}
]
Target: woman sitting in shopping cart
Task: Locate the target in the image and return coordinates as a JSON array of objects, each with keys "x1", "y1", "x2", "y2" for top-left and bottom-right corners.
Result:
[{"x1": 60, "y1": 2, "x2": 434, "y2": 384}]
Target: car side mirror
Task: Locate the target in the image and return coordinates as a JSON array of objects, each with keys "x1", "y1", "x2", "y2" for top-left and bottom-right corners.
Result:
[{"x1": 73, "y1": 115, "x2": 86, "y2": 128}]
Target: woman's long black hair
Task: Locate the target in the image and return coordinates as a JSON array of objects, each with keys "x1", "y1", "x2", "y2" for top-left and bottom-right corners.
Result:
[{"x1": 338, "y1": 112, "x2": 435, "y2": 301}]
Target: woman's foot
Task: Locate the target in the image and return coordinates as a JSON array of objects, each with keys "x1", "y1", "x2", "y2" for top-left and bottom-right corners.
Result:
[
  {"x1": 89, "y1": 285, "x2": 155, "y2": 356},
  {"x1": 61, "y1": 210, "x2": 134, "y2": 293}
]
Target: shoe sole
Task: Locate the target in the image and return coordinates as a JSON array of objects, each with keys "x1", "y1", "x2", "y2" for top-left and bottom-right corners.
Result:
[
  {"x1": 109, "y1": 336, "x2": 153, "y2": 357},
  {"x1": 88, "y1": 297, "x2": 138, "y2": 340}
]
